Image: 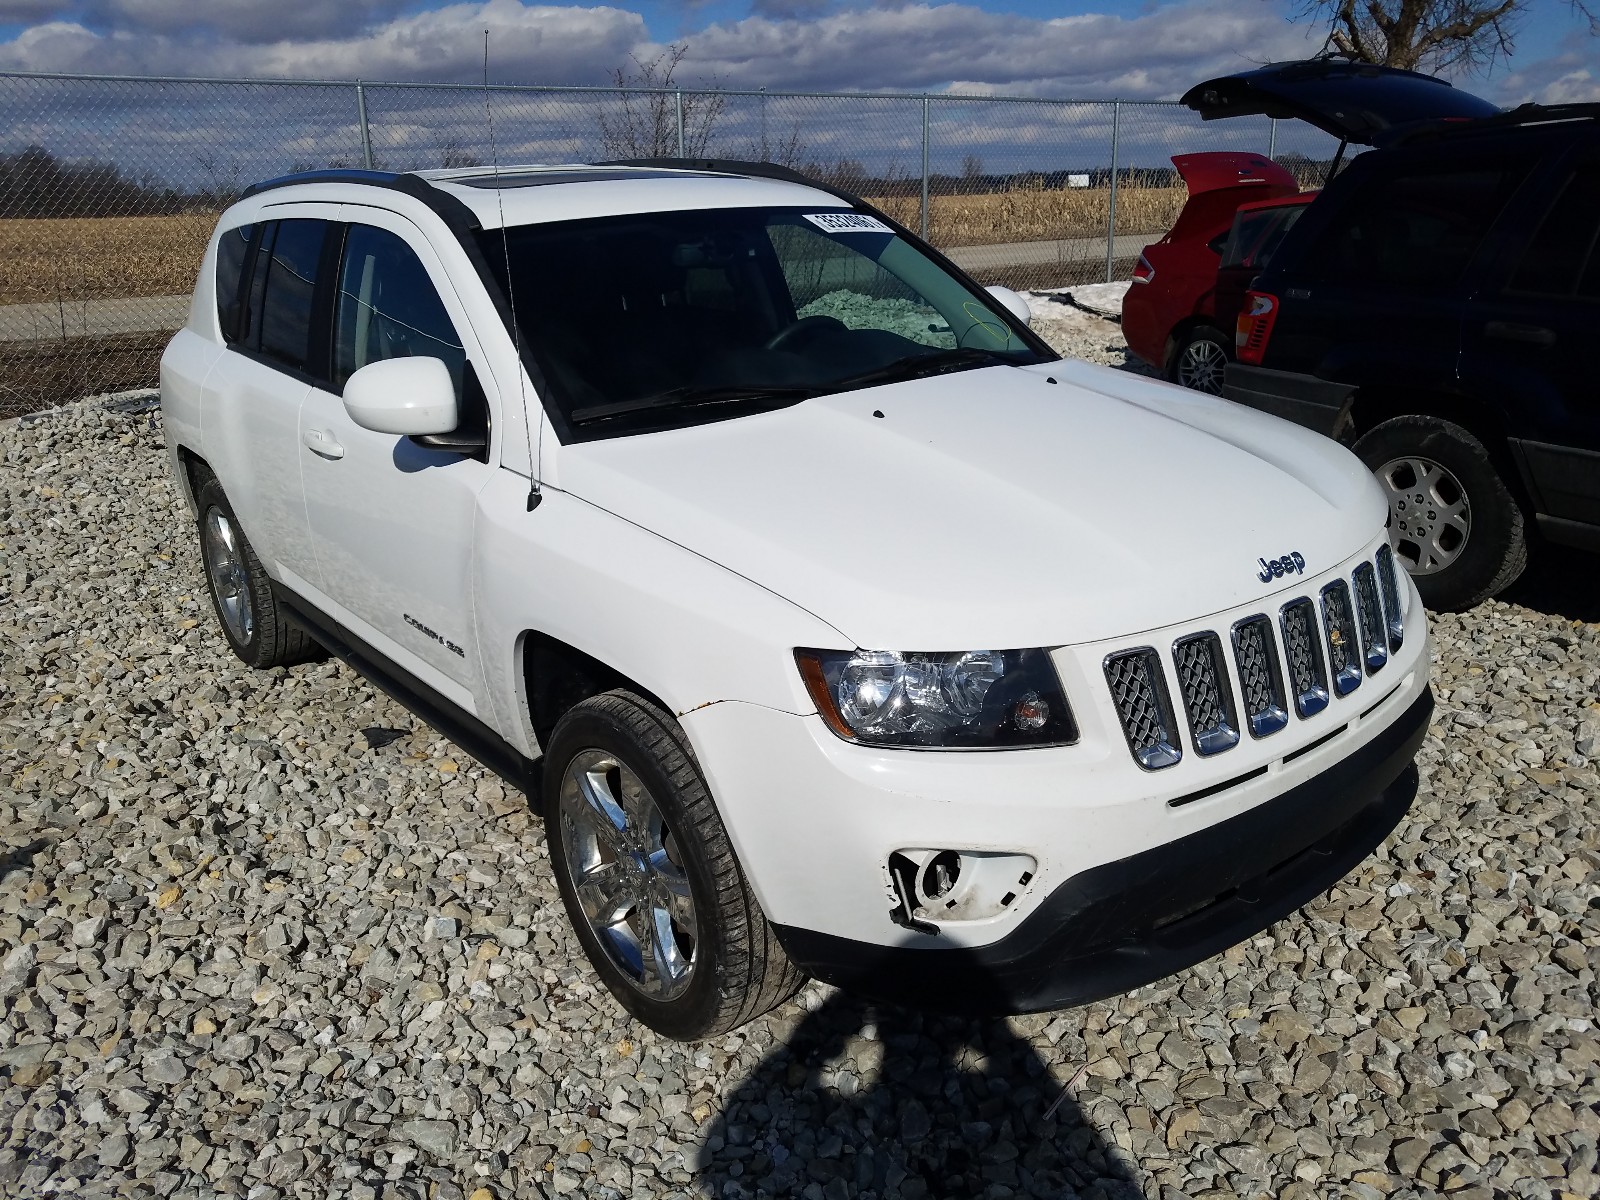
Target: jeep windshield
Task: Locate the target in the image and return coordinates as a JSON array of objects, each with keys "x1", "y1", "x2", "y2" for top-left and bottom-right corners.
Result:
[{"x1": 478, "y1": 207, "x2": 1053, "y2": 436}]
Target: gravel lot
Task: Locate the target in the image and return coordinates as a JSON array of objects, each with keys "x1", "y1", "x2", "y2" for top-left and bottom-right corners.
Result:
[{"x1": 2, "y1": 326, "x2": 1598, "y2": 1200}]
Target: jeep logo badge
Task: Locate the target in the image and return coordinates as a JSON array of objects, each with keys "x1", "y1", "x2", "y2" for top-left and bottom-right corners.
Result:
[{"x1": 1257, "y1": 552, "x2": 1306, "y2": 583}]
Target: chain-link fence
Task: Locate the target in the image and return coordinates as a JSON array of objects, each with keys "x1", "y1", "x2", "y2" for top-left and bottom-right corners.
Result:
[{"x1": 0, "y1": 70, "x2": 1342, "y2": 417}]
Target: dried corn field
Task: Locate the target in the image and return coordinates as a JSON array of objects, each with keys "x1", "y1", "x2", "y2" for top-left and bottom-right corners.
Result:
[
  {"x1": 0, "y1": 186, "x2": 1191, "y2": 308},
  {"x1": 0, "y1": 214, "x2": 220, "y2": 306},
  {"x1": 876, "y1": 184, "x2": 1187, "y2": 246}
]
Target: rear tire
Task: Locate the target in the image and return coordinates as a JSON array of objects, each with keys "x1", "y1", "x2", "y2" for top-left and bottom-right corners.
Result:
[
  {"x1": 542, "y1": 690, "x2": 804, "y2": 1040},
  {"x1": 192, "y1": 467, "x2": 321, "y2": 669},
  {"x1": 1166, "y1": 325, "x2": 1230, "y2": 395},
  {"x1": 1353, "y1": 415, "x2": 1526, "y2": 611}
]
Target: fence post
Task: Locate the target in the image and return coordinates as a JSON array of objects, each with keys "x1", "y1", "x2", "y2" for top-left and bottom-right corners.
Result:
[
  {"x1": 355, "y1": 81, "x2": 374, "y2": 170},
  {"x1": 1268, "y1": 117, "x2": 1278, "y2": 161},
  {"x1": 920, "y1": 95, "x2": 931, "y2": 242},
  {"x1": 675, "y1": 90, "x2": 685, "y2": 158},
  {"x1": 1104, "y1": 98, "x2": 1121, "y2": 284}
]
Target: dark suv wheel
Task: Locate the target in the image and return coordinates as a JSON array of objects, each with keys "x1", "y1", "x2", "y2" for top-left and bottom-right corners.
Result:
[{"x1": 1353, "y1": 415, "x2": 1527, "y2": 611}]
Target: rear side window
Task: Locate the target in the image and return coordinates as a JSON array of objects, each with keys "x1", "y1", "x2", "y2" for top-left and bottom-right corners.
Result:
[
  {"x1": 1510, "y1": 162, "x2": 1600, "y2": 298},
  {"x1": 215, "y1": 223, "x2": 256, "y2": 343},
  {"x1": 1298, "y1": 163, "x2": 1528, "y2": 289},
  {"x1": 1222, "y1": 205, "x2": 1306, "y2": 271},
  {"x1": 333, "y1": 224, "x2": 466, "y2": 398},
  {"x1": 258, "y1": 218, "x2": 329, "y2": 373}
]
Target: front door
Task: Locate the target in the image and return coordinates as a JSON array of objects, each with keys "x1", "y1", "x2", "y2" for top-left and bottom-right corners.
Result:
[{"x1": 298, "y1": 213, "x2": 498, "y2": 717}]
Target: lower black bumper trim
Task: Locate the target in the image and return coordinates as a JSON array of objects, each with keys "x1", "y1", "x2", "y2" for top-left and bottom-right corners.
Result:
[
  {"x1": 775, "y1": 686, "x2": 1432, "y2": 1016},
  {"x1": 1222, "y1": 363, "x2": 1355, "y2": 438}
]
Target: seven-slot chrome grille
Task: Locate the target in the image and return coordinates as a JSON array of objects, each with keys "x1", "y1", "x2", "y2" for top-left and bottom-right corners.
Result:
[{"x1": 1102, "y1": 547, "x2": 1407, "y2": 769}]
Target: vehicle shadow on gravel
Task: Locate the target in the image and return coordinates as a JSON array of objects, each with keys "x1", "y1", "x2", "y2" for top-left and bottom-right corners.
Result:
[
  {"x1": 1500, "y1": 544, "x2": 1600, "y2": 624},
  {"x1": 695, "y1": 976, "x2": 1141, "y2": 1200}
]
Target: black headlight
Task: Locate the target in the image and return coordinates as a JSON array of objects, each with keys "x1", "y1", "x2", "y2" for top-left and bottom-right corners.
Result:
[{"x1": 794, "y1": 647, "x2": 1077, "y2": 749}]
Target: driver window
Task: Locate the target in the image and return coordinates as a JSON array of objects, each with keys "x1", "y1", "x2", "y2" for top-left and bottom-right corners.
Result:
[
  {"x1": 767, "y1": 222, "x2": 956, "y2": 349},
  {"x1": 334, "y1": 225, "x2": 467, "y2": 399}
]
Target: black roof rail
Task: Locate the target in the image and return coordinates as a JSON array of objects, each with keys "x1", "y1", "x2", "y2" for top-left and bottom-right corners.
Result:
[
  {"x1": 1380, "y1": 101, "x2": 1600, "y2": 147},
  {"x1": 592, "y1": 157, "x2": 873, "y2": 210},
  {"x1": 239, "y1": 167, "x2": 404, "y2": 198}
]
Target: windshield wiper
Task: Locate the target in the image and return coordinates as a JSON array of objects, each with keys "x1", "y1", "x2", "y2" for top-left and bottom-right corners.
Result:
[
  {"x1": 570, "y1": 383, "x2": 816, "y2": 425},
  {"x1": 833, "y1": 347, "x2": 1016, "y2": 392}
]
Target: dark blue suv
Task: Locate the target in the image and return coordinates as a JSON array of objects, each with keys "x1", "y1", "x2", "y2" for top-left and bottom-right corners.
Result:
[{"x1": 1223, "y1": 104, "x2": 1600, "y2": 610}]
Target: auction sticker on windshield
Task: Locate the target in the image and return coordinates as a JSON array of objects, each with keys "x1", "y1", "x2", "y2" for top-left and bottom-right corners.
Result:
[{"x1": 805, "y1": 212, "x2": 893, "y2": 234}]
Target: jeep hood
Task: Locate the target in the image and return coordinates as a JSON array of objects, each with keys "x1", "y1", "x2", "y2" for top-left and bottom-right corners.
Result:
[{"x1": 555, "y1": 361, "x2": 1386, "y2": 650}]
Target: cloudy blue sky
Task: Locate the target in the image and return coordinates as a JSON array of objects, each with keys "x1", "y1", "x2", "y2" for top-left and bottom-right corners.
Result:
[{"x1": 0, "y1": 0, "x2": 1591, "y2": 102}]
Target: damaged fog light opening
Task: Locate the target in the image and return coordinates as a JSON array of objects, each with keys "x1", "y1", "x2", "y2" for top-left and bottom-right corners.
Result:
[{"x1": 886, "y1": 849, "x2": 1038, "y2": 931}]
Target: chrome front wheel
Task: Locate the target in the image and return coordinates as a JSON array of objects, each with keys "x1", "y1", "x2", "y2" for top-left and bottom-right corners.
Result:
[{"x1": 558, "y1": 749, "x2": 698, "y2": 1001}]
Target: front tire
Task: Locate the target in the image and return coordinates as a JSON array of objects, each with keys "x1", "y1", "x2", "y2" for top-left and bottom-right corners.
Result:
[
  {"x1": 1353, "y1": 415, "x2": 1526, "y2": 611},
  {"x1": 542, "y1": 691, "x2": 804, "y2": 1040},
  {"x1": 1167, "y1": 325, "x2": 1230, "y2": 395},
  {"x1": 192, "y1": 468, "x2": 320, "y2": 669}
]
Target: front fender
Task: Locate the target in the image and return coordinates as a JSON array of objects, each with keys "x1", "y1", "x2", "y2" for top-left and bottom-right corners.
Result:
[{"x1": 473, "y1": 469, "x2": 850, "y2": 757}]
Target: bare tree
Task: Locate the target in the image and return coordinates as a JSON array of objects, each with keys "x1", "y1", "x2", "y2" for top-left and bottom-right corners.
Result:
[
  {"x1": 752, "y1": 121, "x2": 808, "y2": 168},
  {"x1": 597, "y1": 44, "x2": 727, "y2": 159},
  {"x1": 1302, "y1": 0, "x2": 1593, "y2": 74},
  {"x1": 439, "y1": 138, "x2": 481, "y2": 169}
]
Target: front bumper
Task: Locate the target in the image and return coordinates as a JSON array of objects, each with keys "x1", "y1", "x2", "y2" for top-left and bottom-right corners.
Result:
[
  {"x1": 1223, "y1": 362, "x2": 1355, "y2": 437},
  {"x1": 773, "y1": 685, "x2": 1430, "y2": 1015}
]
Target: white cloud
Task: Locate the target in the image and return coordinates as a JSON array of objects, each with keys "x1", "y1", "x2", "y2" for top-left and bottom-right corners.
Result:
[
  {"x1": 1493, "y1": 30, "x2": 1600, "y2": 104},
  {"x1": 0, "y1": 0, "x2": 73, "y2": 20},
  {"x1": 0, "y1": 0, "x2": 648, "y2": 84},
  {"x1": 0, "y1": 0, "x2": 1322, "y2": 97},
  {"x1": 683, "y1": 0, "x2": 1321, "y2": 96},
  {"x1": 79, "y1": 0, "x2": 414, "y2": 44}
]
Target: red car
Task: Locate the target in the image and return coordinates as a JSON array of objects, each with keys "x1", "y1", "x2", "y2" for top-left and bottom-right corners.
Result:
[{"x1": 1122, "y1": 152, "x2": 1312, "y2": 393}]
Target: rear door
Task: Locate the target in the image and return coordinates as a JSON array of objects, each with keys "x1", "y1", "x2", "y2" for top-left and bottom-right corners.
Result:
[
  {"x1": 200, "y1": 213, "x2": 335, "y2": 595},
  {"x1": 1260, "y1": 149, "x2": 1536, "y2": 388},
  {"x1": 1460, "y1": 141, "x2": 1600, "y2": 530}
]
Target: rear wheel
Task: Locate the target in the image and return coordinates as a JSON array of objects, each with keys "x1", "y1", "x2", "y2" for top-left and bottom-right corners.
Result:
[
  {"x1": 1353, "y1": 415, "x2": 1526, "y2": 611},
  {"x1": 192, "y1": 468, "x2": 320, "y2": 668},
  {"x1": 1167, "y1": 326, "x2": 1230, "y2": 395},
  {"x1": 542, "y1": 691, "x2": 804, "y2": 1039}
]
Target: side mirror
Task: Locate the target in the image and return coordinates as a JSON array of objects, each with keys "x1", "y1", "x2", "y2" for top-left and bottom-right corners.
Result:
[
  {"x1": 342, "y1": 357, "x2": 458, "y2": 437},
  {"x1": 985, "y1": 285, "x2": 1032, "y2": 328}
]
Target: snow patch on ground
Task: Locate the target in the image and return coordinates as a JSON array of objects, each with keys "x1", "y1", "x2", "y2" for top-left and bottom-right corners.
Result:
[{"x1": 1017, "y1": 281, "x2": 1152, "y2": 376}]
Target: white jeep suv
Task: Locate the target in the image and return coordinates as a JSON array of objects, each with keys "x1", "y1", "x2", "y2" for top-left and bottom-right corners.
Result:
[{"x1": 160, "y1": 160, "x2": 1433, "y2": 1040}]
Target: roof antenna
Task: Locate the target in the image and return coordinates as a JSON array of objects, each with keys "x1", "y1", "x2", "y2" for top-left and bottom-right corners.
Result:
[{"x1": 483, "y1": 28, "x2": 541, "y2": 511}]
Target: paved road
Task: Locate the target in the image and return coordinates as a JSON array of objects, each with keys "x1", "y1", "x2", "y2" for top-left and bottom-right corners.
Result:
[
  {"x1": 945, "y1": 232, "x2": 1149, "y2": 273},
  {"x1": 0, "y1": 294, "x2": 190, "y2": 343},
  {"x1": 0, "y1": 233, "x2": 1149, "y2": 344}
]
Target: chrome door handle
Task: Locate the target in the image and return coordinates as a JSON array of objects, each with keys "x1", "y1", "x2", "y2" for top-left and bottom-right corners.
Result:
[{"x1": 303, "y1": 427, "x2": 345, "y2": 460}]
